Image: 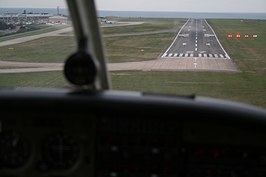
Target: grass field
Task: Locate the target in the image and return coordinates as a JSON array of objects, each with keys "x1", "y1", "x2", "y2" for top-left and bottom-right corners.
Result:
[
  {"x1": 0, "y1": 18, "x2": 266, "y2": 109},
  {"x1": 0, "y1": 24, "x2": 69, "y2": 42},
  {"x1": 0, "y1": 71, "x2": 70, "y2": 88},
  {"x1": 0, "y1": 36, "x2": 76, "y2": 62},
  {"x1": 208, "y1": 19, "x2": 266, "y2": 73},
  {"x1": 111, "y1": 71, "x2": 266, "y2": 108},
  {"x1": 104, "y1": 33, "x2": 174, "y2": 62},
  {"x1": 0, "y1": 18, "x2": 181, "y2": 63},
  {"x1": 101, "y1": 18, "x2": 186, "y2": 34}
]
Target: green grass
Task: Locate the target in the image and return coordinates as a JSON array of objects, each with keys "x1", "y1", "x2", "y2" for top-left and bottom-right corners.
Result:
[
  {"x1": 1, "y1": 69, "x2": 265, "y2": 109},
  {"x1": 0, "y1": 36, "x2": 76, "y2": 63},
  {"x1": 111, "y1": 71, "x2": 266, "y2": 109},
  {"x1": 0, "y1": 20, "x2": 177, "y2": 63},
  {"x1": 0, "y1": 24, "x2": 69, "y2": 42},
  {"x1": 208, "y1": 19, "x2": 266, "y2": 73},
  {"x1": 101, "y1": 18, "x2": 184, "y2": 62},
  {"x1": 103, "y1": 33, "x2": 175, "y2": 62},
  {"x1": 101, "y1": 18, "x2": 186, "y2": 34},
  {"x1": 0, "y1": 71, "x2": 70, "y2": 88}
]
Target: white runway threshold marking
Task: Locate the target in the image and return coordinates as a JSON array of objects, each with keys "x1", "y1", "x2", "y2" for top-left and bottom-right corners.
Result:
[{"x1": 162, "y1": 19, "x2": 231, "y2": 60}]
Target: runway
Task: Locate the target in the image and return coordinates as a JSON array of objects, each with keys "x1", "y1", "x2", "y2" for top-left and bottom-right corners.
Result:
[{"x1": 162, "y1": 19, "x2": 230, "y2": 59}]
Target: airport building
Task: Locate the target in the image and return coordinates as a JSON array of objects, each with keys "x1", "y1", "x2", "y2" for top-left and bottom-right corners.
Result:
[
  {"x1": 48, "y1": 15, "x2": 68, "y2": 24},
  {"x1": 0, "y1": 13, "x2": 52, "y2": 25}
]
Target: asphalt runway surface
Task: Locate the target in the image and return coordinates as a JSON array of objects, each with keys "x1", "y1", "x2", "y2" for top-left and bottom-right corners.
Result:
[{"x1": 162, "y1": 19, "x2": 230, "y2": 59}]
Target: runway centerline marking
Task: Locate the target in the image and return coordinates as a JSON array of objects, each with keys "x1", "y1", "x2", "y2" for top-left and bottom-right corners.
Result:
[
  {"x1": 161, "y1": 18, "x2": 231, "y2": 61},
  {"x1": 194, "y1": 62, "x2": 197, "y2": 68}
]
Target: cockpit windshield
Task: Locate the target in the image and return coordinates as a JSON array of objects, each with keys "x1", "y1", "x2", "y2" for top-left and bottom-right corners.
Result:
[{"x1": 1, "y1": 0, "x2": 266, "y2": 108}]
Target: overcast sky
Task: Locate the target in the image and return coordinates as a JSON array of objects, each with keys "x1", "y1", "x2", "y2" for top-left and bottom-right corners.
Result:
[{"x1": 1, "y1": 0, "x2": 266, "y2": 13}]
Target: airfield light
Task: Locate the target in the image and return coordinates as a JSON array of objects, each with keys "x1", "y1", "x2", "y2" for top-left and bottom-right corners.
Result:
[
  {"x1": 195, "y1": 148, "x2": 205, "y2": 156},
  {"x1": 212, "y1": 149, "x2": 221, "y2": 158},
  {"x1": 244, "y1": 34, "x2": 249, "y2": 38},
  {"x1": 253, "y1": 34, "x2": 258, "y2": 38},
  {"x1": 236, "y1": 33, "x2": 241, "y2": 38},
  {"x1": 227, "y1": 34, "x2": 233, "y2": 38}
]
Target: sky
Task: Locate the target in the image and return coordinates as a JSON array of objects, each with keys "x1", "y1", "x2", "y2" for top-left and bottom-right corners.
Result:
[{"x1": 1, "y1": 0, "x2": 266, "y2": 13}]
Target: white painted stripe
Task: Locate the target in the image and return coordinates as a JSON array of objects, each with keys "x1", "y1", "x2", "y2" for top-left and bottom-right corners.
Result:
[
  {"x1": 204, "y1": 19, "x2": 231, "y2": 59},
  {"x1": 185, "y1": 53, "x2": 189, "y2": 57},
  {"x1": 169, "y1": 53, "x2": 173, "y2": 57},
  {"x1": 219, "y1": 54, "x2": 224, "y2": 58},
  {"x1": 174, "y1": 53, "x2": 178, "y2": 57},
  {"x1": 163, "y1": 19, "x2": 190, "y2": 55},
  {"x1": 190, "y1": 54, "x2": 194, "y2": 57},
  {"x1": 179, "y1": 53, "x2": 184, "y2": 57},
  {"x1": 209, "y1": 54, "x2": 213, "y2": 57},
  {"x1": 162, "y1": 53, "x2": 167, "y2": 58},
  {"x1": 195, "y1": 44, "x2": 197, "y2": 47},
  {"x1": 195, "y1": 40, "x2": 198, "y2": 43},
  {"x1": 199, "y1": 54, "x2": 202, "y2": 57},
  {"x1": 196, "y1": 37, "x2": 198, "y2": 40},
  {"x1": 214, "y1": 54, "x2": 219, "y2": 58},
  {"x1": 195, "y1": 48, "x2": 198, "y2": 51},
  {"x1": 225, "y1": 55, "x2": 230, "y2": 59},
  {"x1": 204, "y1": 54, "x2": 207, "y2": 57}
]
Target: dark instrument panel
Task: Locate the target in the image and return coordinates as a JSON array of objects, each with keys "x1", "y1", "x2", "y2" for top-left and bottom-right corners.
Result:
[
  {"x1": 0, "y1": 89, "x2": 266, "y2": 177},
  {"x1": 96, "y1": 117, "x2": 266, "y2": 177}
]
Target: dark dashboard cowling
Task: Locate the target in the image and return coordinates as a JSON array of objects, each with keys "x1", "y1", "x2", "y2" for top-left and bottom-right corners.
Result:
[{"x1": 0, "y1": 88, "x2": 266, "y2": 177}]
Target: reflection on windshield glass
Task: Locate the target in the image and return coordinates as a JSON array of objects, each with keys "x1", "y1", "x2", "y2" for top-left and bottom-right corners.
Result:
[{"x1": 0, "y1": 0, "x2": 266, "y2": 108}]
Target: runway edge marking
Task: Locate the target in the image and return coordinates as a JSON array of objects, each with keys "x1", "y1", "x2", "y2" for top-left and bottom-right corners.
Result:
[
  {"x1": 204, "y1": 19, "x2": 231, "y2": 59},
  {"x1": 161, "y1": 19, "x2": 190, "y2": 58}
]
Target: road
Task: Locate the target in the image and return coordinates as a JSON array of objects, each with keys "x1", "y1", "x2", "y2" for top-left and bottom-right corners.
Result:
[{"x1": 162, "y1": 19, "x2": 230, "y2": 59}]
